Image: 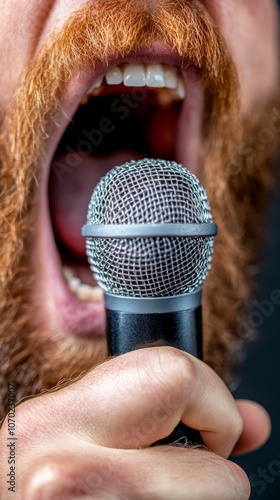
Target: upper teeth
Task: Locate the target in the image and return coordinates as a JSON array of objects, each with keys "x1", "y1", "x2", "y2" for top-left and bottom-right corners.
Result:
[{"x1": 86, "y1": 63, "x2": 185, "y2": 98}]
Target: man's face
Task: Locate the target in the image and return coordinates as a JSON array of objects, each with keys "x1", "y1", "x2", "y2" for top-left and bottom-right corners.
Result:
[{"x1": 0, "y1": 0, "x2": 279, "y2": 414}]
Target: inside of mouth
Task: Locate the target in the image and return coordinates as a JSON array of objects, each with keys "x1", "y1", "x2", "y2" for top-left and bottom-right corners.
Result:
[{"x1": 48, "y1": 84, "x2": 182, "y2": 287}]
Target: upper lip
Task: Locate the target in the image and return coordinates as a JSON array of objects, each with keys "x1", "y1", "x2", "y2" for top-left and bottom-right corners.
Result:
[{"x1": 35, "y1": 41, "x2": 204, "y2": 339}]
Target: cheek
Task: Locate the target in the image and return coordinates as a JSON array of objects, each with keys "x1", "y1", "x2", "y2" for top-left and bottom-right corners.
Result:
[
  {"x1": 202, "y1": 0, "x2": 279, "y2": 110},
  {"x1": 0, "y1": 0, "x2": 55, "y2": 106}
]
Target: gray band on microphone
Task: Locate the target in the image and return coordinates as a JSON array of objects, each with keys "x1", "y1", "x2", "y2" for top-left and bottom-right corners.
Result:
[
  {"x1": 104, "y1": 289, "x2": 202, "y2": 314},
  {"x1": 82, "y1": 223, "x2": 217, "y2": 238}
]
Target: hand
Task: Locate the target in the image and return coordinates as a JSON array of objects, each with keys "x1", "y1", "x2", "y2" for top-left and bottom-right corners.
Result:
[{"x1": 0, "y1": 347, "x2": 270, "y2": 499}]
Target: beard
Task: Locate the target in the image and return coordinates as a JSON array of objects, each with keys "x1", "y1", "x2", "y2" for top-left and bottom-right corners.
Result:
[{"x1": 0, "y1": 0, "x2": 279, "y2": 419}]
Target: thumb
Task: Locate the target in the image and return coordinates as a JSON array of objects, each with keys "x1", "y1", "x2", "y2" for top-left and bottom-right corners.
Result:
[{"x1": 232, "y1": 400, "x2": 271, "y2": 456}]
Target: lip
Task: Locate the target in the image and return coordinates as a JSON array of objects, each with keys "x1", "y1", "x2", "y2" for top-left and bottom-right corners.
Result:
[{"x1": 35, "y1": 41, "x2": 204, "y2": 339}]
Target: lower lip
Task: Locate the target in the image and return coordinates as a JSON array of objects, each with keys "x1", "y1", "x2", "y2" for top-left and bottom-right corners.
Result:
[{"x1": 38, "y1": 199, "x2": 106, "y2": 339}]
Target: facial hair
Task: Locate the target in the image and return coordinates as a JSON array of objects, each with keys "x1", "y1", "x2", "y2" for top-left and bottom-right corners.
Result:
[{"x1": 0, "y1": 0, "x2": 279, "y2": 418}]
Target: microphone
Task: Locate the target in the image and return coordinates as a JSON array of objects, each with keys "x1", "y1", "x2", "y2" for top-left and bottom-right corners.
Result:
[{"x1": 82, "y1": 158, "x2": 217, "y2": 446}]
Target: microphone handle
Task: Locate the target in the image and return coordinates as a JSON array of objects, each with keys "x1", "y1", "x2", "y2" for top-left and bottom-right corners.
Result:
[{"x1": 106, "y1": 306, "x2": 203, "y2": 446}]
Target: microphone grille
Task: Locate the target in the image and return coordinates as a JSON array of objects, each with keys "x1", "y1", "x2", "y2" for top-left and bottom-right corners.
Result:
[{"x1": 86, "y1": 159, "x2": 214, "y2": 297}]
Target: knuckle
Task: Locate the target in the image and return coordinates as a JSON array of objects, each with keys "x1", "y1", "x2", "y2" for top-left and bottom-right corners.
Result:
[
  {"x1": 226, "y1": 409, "x2": 244, "y2": 443},
  {"x1": 140, "y1": 347, "x2": 197, "y2": 403},
  {"x1": 103, "y1": 347, "x2": 197, "y2": 399},
  {"x1": 23, "y1": 457, "x2": 116, "y2": 500},
  {"x1": 111, "y1": 347, "x2": 197, "y2": 418},
  {"x1": 23, "y1": 461, "x2": 66, "y2": 500}
]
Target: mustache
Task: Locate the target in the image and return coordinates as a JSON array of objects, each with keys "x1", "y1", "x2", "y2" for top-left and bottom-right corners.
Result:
[{"x1": 33, "y1": 0, "x2": 234, "y2": 86}]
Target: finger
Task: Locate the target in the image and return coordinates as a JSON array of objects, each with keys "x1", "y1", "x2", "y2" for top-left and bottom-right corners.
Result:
[
  {"x1": 231, "y1": 400, "x2": 271, "y2": 456},
  {"x1": 17, "y1": 347, "x2": 243, "y2": 458},
  {"x1": 23, "y1": 444, "x2": 250, "y2": 500}
]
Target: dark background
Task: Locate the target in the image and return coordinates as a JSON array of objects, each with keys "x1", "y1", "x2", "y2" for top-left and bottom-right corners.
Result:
[
  {"x1": 232, "y1": 172, "x2": 280, "y2": 500},
  {"x1": 232, "y1": 6, "x2": 280, "y2": 499}
]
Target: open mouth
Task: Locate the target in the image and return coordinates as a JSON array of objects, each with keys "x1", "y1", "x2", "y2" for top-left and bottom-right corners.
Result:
[{"x1": 40, "y1": 47, "x2": 204, "y2": 338}]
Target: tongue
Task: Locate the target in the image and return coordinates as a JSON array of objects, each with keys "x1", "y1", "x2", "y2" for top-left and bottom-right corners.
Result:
[{"x1": 49, "y1": 150, "x2": 142, "y2": 258}]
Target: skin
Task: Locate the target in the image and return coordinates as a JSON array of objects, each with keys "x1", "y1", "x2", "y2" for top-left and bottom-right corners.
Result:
[{"x1": 0, "y1": 1, "x2": 279, "y2": 498}]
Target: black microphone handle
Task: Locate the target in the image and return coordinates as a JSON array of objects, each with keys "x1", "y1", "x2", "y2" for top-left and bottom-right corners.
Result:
[{"x1": 106, "y1": 306, "x2": 203, "y2": 446}]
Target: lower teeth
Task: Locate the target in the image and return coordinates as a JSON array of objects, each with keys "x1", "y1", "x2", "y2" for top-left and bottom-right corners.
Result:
[{"x1": 63, "y1": 266, "x2": 103, "y2": 303}]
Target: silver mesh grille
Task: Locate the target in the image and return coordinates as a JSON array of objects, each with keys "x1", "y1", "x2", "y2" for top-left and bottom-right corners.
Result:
[{"x1": 86, "y1": 159, "x2": 214, "y2": 297}]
